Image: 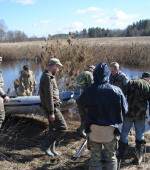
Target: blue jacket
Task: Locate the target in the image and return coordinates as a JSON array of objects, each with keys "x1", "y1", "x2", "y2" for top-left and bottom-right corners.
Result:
[{"x1": 78, "y1": 63, "x2": 128, "y2": 133}]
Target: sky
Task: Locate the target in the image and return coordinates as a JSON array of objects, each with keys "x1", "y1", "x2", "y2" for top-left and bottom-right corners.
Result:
[{"x1": 0, "y1": 0, "x2": 150, "y2": 37}]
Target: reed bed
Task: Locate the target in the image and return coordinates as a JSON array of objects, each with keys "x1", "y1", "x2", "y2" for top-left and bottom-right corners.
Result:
[{"x1": 0, "y1": 37, "x2": 150, "y2": 90}]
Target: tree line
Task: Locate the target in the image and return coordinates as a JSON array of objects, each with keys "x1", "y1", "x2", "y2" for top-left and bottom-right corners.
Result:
[
  {"x1": 76, "y1": 19, "x2": 150, "y2": 38},
  {"x1": 0, "y1": 19, "x2": 150, "y2": 42}
]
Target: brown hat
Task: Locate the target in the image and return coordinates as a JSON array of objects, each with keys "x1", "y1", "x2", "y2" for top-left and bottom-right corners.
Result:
[
  {"x1": 142, "y1": 72, "x2": 150, "y2": 79},
  {"x1": 49, "y1": 58, "x2": 63, "y2": 66}
]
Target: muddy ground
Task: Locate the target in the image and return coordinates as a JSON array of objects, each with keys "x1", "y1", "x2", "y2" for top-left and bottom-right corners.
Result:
[{"x1": 0, "y1": 113, "x2": 150, "y2": 170}]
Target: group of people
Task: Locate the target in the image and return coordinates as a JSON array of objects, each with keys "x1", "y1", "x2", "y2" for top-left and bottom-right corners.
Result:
[
  {"x1": 0, "y1": 53, "x2": 150, "y2": 170},
  {"x1": 38, "y1": 58, "x2": 150, "y2": 170},
  {"x1": 75, "y1": 62, "x2": 150, "y2": 170}
]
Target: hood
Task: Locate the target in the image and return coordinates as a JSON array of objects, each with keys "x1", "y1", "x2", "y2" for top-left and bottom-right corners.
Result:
[{"x1": 93, "y1": 62, "x2": 110, "y2": 84}]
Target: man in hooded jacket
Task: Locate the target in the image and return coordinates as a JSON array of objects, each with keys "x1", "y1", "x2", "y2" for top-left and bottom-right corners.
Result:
[{"x1": 78, "y1": 62, "x2": 128, "y2": 170}]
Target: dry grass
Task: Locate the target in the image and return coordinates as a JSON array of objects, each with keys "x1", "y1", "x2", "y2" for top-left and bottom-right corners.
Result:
[
  {"x1": 40, "y1": 37, "x2": 150, "y2": 91},
  {"x1": 1, "y1": 37, "x2": 150, "y2": 91}
]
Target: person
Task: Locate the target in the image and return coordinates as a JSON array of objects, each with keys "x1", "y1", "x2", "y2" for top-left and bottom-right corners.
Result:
[
  {"x1": 118, "y1": 72, "x2": 150, "y2": 165},
  {"x1": 109, "y1": 62, "x2": 128, "y2": 91},
  {"x1": 39, "y1": 58, "x2": 68, "y2": 157},
  {"x1": 19, "y1": 65, "x2": 37, "y2": 96},
  {"x1": 74, "y1": 65, "x2": 95, "y2": 138},
  {"x1": 78, "y1": 62, "x2": 128, "y2": 170},
  {"x1": 0, "y1": 54, "x2": 10, "y2": 128}
]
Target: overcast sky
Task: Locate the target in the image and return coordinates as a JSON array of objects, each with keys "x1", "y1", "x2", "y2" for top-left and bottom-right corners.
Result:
[{"x1": 0, "y1": 0, "x2": 149, "y2": 37}]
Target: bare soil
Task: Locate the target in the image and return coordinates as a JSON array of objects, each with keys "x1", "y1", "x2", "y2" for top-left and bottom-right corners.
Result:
[{"x1": 0, "y1": 113, "x2": 150, "y2": 170}]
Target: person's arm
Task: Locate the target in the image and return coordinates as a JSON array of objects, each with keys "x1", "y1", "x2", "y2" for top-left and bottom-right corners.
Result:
[
  {"x1": 121, "y1": 90, "x2": 128, "y2": 116},
  {"x1": 0, "y1": 88, "x2": 9, "y2": 103},
  {"x1": 19, "y1": 74, "x2": 25, "y2": 90},
  {"x1": 0, "y1": 87, "x2": 5, "y2": 97},
  {"x1": 44, "y1": 77, "x2": 55, "y2": 121},
  {"x1": 122, "y1": 75, "x2": 128, "y2": 86},
  {"x1": 87, "y1": 73, "x2": 94, "y2": 87},
  {"x1": 33, "y1": 74, "x2": 37, "y2": 91}
]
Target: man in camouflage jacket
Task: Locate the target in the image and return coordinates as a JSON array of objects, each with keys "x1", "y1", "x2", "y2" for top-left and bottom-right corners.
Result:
[
  {"x1": 74, "y1": 65, "x2": 95, "y2": 138},
  {"x1": 19, "y1": 65, "x2": 37, "y2": 96},
  {"x1": 118, "y1": 72, "x2": 150, "y2": 165},
  {"x1": 109, "y1": 62, "x2": 128, "y2": 92},
  {"x1": 0, "y1": 54, "x2": 10, "y2": 128}
]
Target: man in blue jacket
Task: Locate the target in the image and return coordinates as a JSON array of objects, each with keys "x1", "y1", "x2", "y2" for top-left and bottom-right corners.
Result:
[{"x1": 78, "y1": 62, "x2": 128, "y2": 170}]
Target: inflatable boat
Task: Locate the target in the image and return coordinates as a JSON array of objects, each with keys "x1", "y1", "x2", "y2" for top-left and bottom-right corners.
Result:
[{"x1": 4, "y1": 91, "x2": 76, "y2": 115}]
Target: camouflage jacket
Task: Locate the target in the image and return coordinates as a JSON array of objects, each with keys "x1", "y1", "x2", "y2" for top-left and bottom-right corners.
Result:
[
  {"x1": 39, "y1": 70, "x2": 61, "y2": 116},
  {"x1": 19, "y1": 70, "x2": 37, "y2": 93},
  {"x1": 0, "y1": 71, "x2": 5, "y2": 97},
  {"x1": 110, "y1": 71, "x2": 128, "y2": 92},
  {"x1": 76, "y1": 71, "x2": 94, "y2": 89},
  {"x1": 124, "y1": 78, "x2": 150, "y2": 120}
]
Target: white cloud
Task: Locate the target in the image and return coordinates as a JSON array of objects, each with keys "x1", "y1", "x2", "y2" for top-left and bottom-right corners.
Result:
[
  {"x1": 11, "y1": 0, "x2": 36, "y2": 5},
  {"x1": 57, "y1": 22, "x2": 84, "y2": 33},
  {"x1": 113, "y1": 9, "x2": 136, "y2": 20},
  {"x1": 76, "y1": 6, "x2": 101, "y2": 14},
  {"x1": 64, "y1": 22, "x2": 83, "y2": 31},
  {"x1": 95, "y1": 9, "x2": 138, "y2": 29},
  {"x1": 40, "y1": 20, "x2": 51, "y2": 24}
]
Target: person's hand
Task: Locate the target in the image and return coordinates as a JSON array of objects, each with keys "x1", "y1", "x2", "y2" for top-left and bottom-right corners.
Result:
[
  {"x1": 148, "y1": 120, "x2": 150, "y2": 126},
  {"x1": 49, "y1": 114, "x2": 55, "y2": 122},
  {"x1": 4, "y1": 96, "x2": 10, "y2": 103}
]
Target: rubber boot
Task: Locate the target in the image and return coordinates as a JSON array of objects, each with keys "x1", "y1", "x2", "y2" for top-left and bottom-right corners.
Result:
[
  {"x1": 89, "y1": 165, "x2": 102, "y2": 170},
  {"x1": 51, "y1": 141, "x2": 61, "y2": 156},
  {"x1": 0, "y1": 115, "x2": 4, "y2": 129},
  {"x1": 117, "y1": 140, "x2": 128, "y2": 168},
  {"x1": 117, "y1": 140, "x2": 128, "y2": 161},
  {"x1": 45, "y1": 147, "x2": 54, "y2": 157},
  {"x1": 105, "y1": 162, "x2": 117, "y2": 170},
  {"x1": 134, "y1": 140, "x2": 146, "y2": 165},
  {"x1": 41, "y1": 133, "x2": 55, "y2": 157},
  {"x1": 77, "y1": 121, "x2": 86, "y2": 138}
]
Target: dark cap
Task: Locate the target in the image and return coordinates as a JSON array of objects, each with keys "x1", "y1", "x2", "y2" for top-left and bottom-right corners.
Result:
[
  {"x1": 142, "y1": 72, "x2": 150, "y2": 79},
  {"x1": 23, "y1": 65, "x2": 29, "y2": 71}
]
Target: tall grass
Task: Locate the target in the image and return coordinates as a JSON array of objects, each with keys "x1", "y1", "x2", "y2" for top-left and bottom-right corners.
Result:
[{"x1": 0, "y1": 37, "x2": 150, "y2": 90}]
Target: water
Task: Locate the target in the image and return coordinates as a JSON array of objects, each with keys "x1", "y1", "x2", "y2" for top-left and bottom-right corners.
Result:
[
  {"x1": 1, "y1": 60, "x2": 42, "y2": 94},
  {"x1": 0, "y1": 60, "x2": 150, "y2": 130},
  {"x1": 1, "y1": 60, "x2": 150, "y2": 94}
]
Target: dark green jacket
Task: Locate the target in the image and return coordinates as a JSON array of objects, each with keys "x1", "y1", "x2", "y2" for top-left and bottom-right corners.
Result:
[
  {"x1": 110, "y1": 71, "x2": 128, "y2": 92},
  {"x1": 124, "y1": 78, "x2": 150, "y2": 120}
]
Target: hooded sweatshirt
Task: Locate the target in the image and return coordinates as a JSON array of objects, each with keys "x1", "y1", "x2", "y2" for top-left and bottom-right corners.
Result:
[{"x1": 78, "y1": 62, "x2": 128, "y2": 133}]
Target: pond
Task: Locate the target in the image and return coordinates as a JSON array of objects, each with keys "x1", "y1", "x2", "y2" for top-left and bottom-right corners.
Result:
[
  {"x1": 1, "y1": 60, "x2": 150, "y2": 93},
  {"x1": 1, "y1": 60, "x2": 150, "y2": 131}
]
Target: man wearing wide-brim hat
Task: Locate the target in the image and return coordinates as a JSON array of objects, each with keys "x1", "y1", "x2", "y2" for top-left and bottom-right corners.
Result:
[
  {"x1": 118, "y1": 72, "x2": 150, "y2": 165},
  {"x1": 39, "y1": 58, "x2": 67, "y2": 157}
]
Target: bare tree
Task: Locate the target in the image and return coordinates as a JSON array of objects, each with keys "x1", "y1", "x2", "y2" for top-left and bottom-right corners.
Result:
[{"x1": 0, "y1": 20, "x2": 7, "y2": 41}]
